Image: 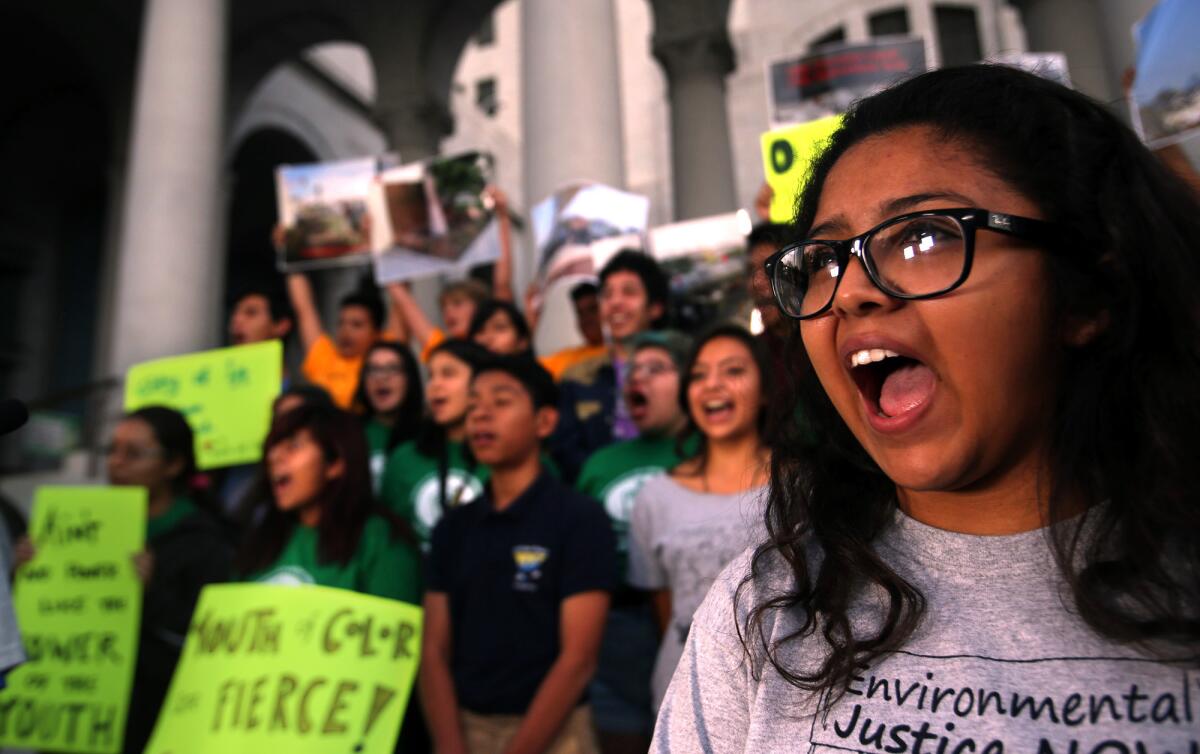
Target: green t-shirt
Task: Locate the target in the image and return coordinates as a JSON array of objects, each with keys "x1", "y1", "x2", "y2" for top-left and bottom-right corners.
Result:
[
  {"x1": 576, "y1": 435, "x2": 683, "y2": 576},
  {"x1": 380, "y1": 440, "x2": 488, "y2": 545},
  {"x1": 364, "y1": 418, "x2": 391, "y2": 494},
  {"x1": 248, "y1": 515, "x2": 420, "y2": 604},
  {"x1": 147, "y1": 496, "x2": 199, "y2": 541}
]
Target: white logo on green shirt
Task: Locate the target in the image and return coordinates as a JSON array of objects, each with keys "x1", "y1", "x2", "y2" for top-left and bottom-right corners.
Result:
[
  {"x1": 256, "y1": 565, "x2": 315, "y2": 586},
  {"x1": 602, "y1": 468, "x2": 661, "y2": 527},
  {"x1": 370, "y1": 451, "x2": 387, "y2": 495},
  {"x1": 413, "y1": 470, "x2": 485, "y2": 535}
]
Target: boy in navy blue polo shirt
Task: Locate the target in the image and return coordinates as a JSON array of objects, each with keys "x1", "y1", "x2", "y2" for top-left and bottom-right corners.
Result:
[{"x1": 421, "y1": 354, "x2": 616, "y2": 754}]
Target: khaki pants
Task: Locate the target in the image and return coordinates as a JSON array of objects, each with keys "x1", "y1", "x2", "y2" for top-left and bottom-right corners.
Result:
[{"x1": 461, "y1": 705, "x2": 600, "y2": 754}]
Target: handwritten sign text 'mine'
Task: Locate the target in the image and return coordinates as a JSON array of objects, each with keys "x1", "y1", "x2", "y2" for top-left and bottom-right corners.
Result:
[{"x1": 0, "y1": 487, "x2": 146, "y2": 754}]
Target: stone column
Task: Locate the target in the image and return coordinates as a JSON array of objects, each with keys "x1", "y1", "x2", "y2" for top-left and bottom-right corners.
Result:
[
  {"x1": 521, "y1": 0, "x2": 627, "y2": 355},
  {"x1": 652, "y1": 23, "x2": 738, "y2": 220},
  {"x1": 521, "y1": 0, "x2": 627, "y2": 205},
  {"x1": 107, "y1": 0, "x2": 228, "y2": 375},
  {"x1": 370, "y1": 62, "x2": 451, "y2": 336},
  {"x1": 375, "y1": 92, "x2": 454, "y2": 161},
  {"x1": 1013, "y1": 0, "x2": 1116, "y2": 103}
]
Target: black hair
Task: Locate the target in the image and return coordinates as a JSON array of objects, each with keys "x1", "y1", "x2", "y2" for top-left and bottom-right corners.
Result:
[
  {"x1": 741, "y1": 64, "x2": 1200, "y2": 696},
  {"x1": 466, "y1": 299, "x2": 533, "y2": 354},
  {"x1": 273, "y1": 384, "x2": 336, "y2": 414},
  {"x1": 123, "y1": 406, "x2": 217, "y2": 514},
  {"x1": 354, "y1": 341, "x2": 425, "y2": 452},
  {"x1": 124, "y1": 406, "x2": 197, "y2": 494},
  {"x1": 569, "y1": 280, "x2": 599, "y2": 302},
  {"x1": 415, "y1": 339, "x2": 493, "y2": 457},
  {"x1": 746, "y1": 222, "x2": 793, "y2": 252},
  {"x1": 339, "y1": 290, "x2": 385, "y2": 331},
  {"x1": 674, "y1": 324, "x2": 772, "y2": 476},
  {"x1": 473, "y1": 353, "x2": 559, "y2": 410},
  {"x1": 236, "y1": 404, "x2": 415, "y2": 575},
  {"x1": 599, "y1": 249, "x2": 670, "y2": 327},
  {"x1": 233, "y1": 284, "x2": 294, "y2": 324}
]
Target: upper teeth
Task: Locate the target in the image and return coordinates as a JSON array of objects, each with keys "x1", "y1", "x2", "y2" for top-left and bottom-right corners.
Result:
[
  {"x1": 850, "y1": 349, "x2": 901, "y2": 368},
  {"x1": 704, "y1": 400, "x2": 731, "y2": 410}
]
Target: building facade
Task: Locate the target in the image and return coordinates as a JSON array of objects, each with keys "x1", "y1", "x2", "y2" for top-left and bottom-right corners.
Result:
[{"x1": 0, "y1": 0, "x2": 1185, "y2": 476}]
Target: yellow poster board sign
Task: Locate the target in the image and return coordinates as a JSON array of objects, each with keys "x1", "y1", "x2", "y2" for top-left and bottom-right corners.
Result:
[
  {"x1": 759, "y1": 115, "x2": 843, "y2": 223},
  {"x1": 124, "y1": 341, "x2": 283, "y2": 470},
  {"x1": 0, "y1": 486, "x2": 147, "y2": 754},
  {"x1": 145, "y1": 584, "x2": 423, "y2": 754}
]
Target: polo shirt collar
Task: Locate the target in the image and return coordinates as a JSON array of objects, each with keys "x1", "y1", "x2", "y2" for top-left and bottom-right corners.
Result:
[{"x1": 482, "y1": 470, "x2": 554, "y2": 520}]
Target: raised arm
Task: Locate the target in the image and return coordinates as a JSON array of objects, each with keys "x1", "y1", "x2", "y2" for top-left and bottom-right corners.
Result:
[
  {"x1": 286, "y1": 272, "x2": 324, "y2": 353},
  {"x1": 384, "y1": 281, "x2": 436, "y2": 349},
  {"x1": 1155, "y1": 143, "x2": 1200, "y2": 198},
  {"x1": 523, "y1": 281, "x2": 543, "y2": 337},
  {"x1": 651, "y1": 589, "x2": 672, "y2": 638},
  {"x1": 418, "y1": 592, "x2": 468, "y2": 754},
  {"x1": 485, "y1": 185, "x2": 515, "y2": 303},
  {"x1": 382, "y1": 292, "x2": 409, "y2": 343},
  {"x1": 501, "y1": 591, "x2": 609, "y2": 754}
]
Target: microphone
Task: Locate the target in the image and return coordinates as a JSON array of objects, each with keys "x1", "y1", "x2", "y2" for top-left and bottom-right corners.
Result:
[{"x1": 0, "y1": 399, "x2": 29, "y2": 436}]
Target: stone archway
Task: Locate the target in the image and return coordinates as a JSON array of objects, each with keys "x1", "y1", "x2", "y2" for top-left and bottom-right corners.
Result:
[{"x1": 223, "y1": 128, "x2": 318, "y2": 315}]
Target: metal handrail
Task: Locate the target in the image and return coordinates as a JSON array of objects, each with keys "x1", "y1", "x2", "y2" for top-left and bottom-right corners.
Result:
[{"x1": 4, "y1": 376, "x2": 124, "y2": 477}]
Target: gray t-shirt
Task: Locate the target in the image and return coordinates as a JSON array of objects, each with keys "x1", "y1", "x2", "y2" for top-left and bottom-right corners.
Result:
[
  {"x1": 0, "y1": 518, "x2": 26, "y2": 676},
  {"x1": 653, "y1": 510, "x2": 1198, "y2": 753},
  {"x1": 628, "y1": 474, "x2": 767, "y2": 709}
]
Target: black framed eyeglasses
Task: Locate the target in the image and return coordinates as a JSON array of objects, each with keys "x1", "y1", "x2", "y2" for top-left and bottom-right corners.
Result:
[{"x1": 763, "y1": 208, "x2": 1061, "y2": 320}]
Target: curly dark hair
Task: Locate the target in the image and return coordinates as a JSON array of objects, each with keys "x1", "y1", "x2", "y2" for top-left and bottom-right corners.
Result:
[{"x1": 738, "y1": 65, "x2": 1200, "y2": 695}]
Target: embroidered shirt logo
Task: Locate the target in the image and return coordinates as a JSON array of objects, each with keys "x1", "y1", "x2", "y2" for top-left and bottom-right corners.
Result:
[
  {"x1": 512, "y1": 545, "x2": 549, "y2": 591},
  {"x1": 576, "y1": 401, "x2": 603, "y2": 421}
]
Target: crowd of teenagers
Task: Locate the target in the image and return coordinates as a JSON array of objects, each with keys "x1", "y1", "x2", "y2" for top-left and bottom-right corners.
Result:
[{"x1": 10, "y1": 63, "x2": 1200, "y2": 753}]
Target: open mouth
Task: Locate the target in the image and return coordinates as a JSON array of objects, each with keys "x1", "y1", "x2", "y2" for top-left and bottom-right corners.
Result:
[
  {"x1": 470, "y1": 431, "x2": 497, "y2": 448},
  {"x1": 271, "y1": 472, "x2": 292, "y2": 497},
  {"x1": 626, "y1": 389, "x2": 648, "y2": 419},
  {"x1": 429, "y1": 396, "x2": 448, "y2": 413},
  {"x1": 848, "y1": 349, "x2": 936, "y2": 419},
  {"x1": 701, "y1": 398, "x2": 735, "y2": 423}
]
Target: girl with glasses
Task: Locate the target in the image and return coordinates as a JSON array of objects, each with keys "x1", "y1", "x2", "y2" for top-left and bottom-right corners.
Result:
[
  {"x1": 354, "y1": 342, "x2": 425, "y2": 491},
  {"x1": 12, "y1": 407, "x2": 232, "y2": 753},
  {"x1": 654, "y1": 65, "x2": 1200, "y2": 751}
]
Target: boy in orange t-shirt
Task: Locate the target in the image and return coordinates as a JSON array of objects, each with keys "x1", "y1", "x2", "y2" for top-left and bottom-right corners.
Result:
[{"x1": 288, "y1": 273, "x2": 390, "y2": 409}]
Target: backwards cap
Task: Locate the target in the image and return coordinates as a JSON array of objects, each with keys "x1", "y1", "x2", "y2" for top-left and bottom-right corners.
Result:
[{"x1": 631, "y1": 330, "x2": 692, "y2": 371}]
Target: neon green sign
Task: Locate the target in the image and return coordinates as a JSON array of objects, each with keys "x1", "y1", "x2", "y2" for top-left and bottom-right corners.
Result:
[
  {"x1": 124, "y1": 341, "x2": 283, "y2": 469},
  {"x1": 0, "y1": 486, "x2": 147, "y2": 753},
  {"x1": 146, "y1": 583, "x2": 422, "y2": 754}
]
